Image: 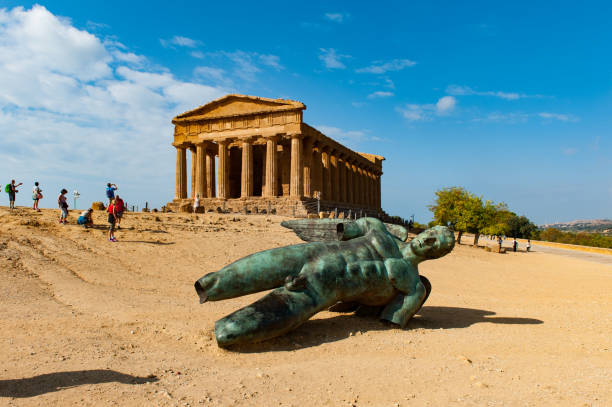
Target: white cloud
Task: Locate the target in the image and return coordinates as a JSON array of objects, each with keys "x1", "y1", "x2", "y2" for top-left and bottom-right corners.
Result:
[
  {"x1": 319, "y1": 48, "x2": 350, "y2": 69},
  {"x1": 324, "y1": 12, "x2": 350, "y2": 23},
  {"x1": 367, "y1": 91, "x2": 394, "y2": 99},
  {"x1": 562, "y1": 147, "x2": 577, "y2": 155},
  {"x1": 356, "y1": 59, "x2": 416, "y2": 74},
  {"x1": 258, "y1": 54, "x2": 283, "y2": 70},
  {"x1": 538, "y1": 112, "x2": 578, "y2": 122},
  {"x1": 194, "y1": 66, "x2": 232, "y2": 87},
  {"x1": 472, "y1": 112, "x2": 529, "y2": 123},
  {"x1": 202, "y1": 50, "x2": 284, "y2": 81},
  {"x1": 191, "y1": 50, "x2": 205, "y2": 59},
  {"x1": 397, "y1": 96, "x2": 456, "y2": 121},
  {"x1": 0, "y1": 5, "x2": 227, "y2": 206},
  {"x1": 436, "y1": 96, "x2": 456, "y2": 114},
  {"x1": 160, "y1": 35, "x2": 200, "y2": 48},
  {"x1": 316, "y1": 125, "x2": 378, "y2": 148},
  {"x1": 446, "y1": 85, "x2": 542, "y2": 100}
]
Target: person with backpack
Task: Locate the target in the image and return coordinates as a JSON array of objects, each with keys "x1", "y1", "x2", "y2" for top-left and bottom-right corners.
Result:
[
  {"x1": 6, "y1": 180, "x2": 22, "y2": 210},
  {"x1": 58, "y1": 189, "x2": 69, "y2": 224},
  {"x1": 114, "y1": 195, "x2": 125, "y2": 229},
  {"x1": 107, "y1": 198, "x2": 118, "y2": 242},
  {"x1": 106, "y1": 183, "x2": 118, "y2": 204},
  {"x1": 32, "y1": 181, "x2": 43, "y2": 211}
]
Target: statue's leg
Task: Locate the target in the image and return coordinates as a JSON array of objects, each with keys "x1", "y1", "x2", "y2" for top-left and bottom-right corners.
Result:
[
  {"x1": 195, "y1": 243, "x2": 326, "y2": 302},
  {"x1": 417, "y1": 275, "x2": 432, "y2": 312},
  {"x1": 214, "y1": 286, "x2": 335, "y2": 347},
  {"x1": 328, "y1": 301, "x2": 360, "y2": 313}
]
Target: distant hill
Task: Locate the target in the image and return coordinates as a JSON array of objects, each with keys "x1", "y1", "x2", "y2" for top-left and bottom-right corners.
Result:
[{"x1": 539, "y1": 219, "x2": 612, "y2": 235}]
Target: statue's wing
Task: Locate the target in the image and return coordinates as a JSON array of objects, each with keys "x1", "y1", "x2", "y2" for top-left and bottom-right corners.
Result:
[
  {"x1": 383, "y1": 223, "x2": 409, "y2": 241},
  {"x1": 280, "y1": 219, "x2": 344, "y2": 242},
  {"x1": 281, "y1": 218, "x2": 411, "y2": 243}
]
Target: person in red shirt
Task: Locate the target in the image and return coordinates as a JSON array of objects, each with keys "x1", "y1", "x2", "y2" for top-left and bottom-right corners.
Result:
[
  {"x1": 108, "y1": 199, "x2": 118, "y2": 242},
  {"x1": 114, "y1": 195, "x2": 125, "y2": 229}
]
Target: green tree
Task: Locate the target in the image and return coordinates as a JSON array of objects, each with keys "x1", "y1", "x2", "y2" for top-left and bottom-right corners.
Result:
[
  {"x1": 477, "y1": 201, "x2": 511, "y2": 245},
  {"x1": 506, "y1": 215, "x2": 537, "y2": 239},
  {"x1": 428, "y1": 187, "x2": 471, "y2": 243},
  {"x1": 455, "y1": 194, "x2": 484, "y2": 245}
]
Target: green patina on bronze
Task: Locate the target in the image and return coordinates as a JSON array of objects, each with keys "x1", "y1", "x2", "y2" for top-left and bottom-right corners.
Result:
[{"x1": 194, "y1": 218, "x2": 455, "y2": 347}]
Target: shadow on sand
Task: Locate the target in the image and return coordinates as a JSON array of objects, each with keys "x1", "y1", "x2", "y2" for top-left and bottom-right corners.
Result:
[
  {"x1": 0, "y1": 370, "x2": 158, "y2": 398},
  {"x1": 229, "y1": 306, "x2": 543, "y2": 353},
  {"x1": 120, "y1": 240, "x2": 175, "y2": 245}
]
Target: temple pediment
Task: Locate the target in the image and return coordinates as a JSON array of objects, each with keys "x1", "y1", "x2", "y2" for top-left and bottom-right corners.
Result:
[{"x1": 173, "y1": 94, "x2": 306, "y2": 123}]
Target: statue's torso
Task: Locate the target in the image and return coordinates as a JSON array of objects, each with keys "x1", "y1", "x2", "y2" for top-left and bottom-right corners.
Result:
[{"x1": 303, "y1": 230, "x2": 410, "y2": 305}]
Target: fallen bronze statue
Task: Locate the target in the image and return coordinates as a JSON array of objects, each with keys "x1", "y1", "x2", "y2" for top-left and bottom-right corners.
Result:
[{"x1": 194, "y1": 217, "x2": 455, "y2": 347}]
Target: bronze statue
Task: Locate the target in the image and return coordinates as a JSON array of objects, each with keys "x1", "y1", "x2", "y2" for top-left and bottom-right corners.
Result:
[{"x1": 194, "y1": 218, "x2": 455, "y2": 347}]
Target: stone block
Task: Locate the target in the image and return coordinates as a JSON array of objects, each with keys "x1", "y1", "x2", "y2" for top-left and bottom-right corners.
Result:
[{"x1": 91, "y1": 201, "x2": 106, "y2": 211}]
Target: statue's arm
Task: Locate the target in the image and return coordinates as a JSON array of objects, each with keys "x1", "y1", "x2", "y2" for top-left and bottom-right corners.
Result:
[{"x1": 380, "y1": 258, "x2": 426, "y2": 328}]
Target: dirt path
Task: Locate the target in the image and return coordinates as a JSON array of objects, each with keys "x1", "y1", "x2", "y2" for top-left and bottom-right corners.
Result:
[
  {"x1": 1, "y1": 207, "x2": 610, "y2": 406},
  {"x1": 478, "y1": 235, "x2": 612, "y2": 265}
]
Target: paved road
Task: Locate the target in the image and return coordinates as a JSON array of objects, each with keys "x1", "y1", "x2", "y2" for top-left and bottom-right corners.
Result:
[{"x1": 478, "y1": 236, "x2": 612, "y2": 266}]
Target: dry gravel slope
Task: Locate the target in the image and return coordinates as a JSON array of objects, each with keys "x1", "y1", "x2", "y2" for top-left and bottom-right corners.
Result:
[{"x1": 0, "y1": 207, "x2": 610, "y2": 406}]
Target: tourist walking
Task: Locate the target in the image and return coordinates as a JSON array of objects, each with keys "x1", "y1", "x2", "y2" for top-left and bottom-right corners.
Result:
[
  {"x1": 77, "y1": 208, "x2": 94, "y2": 228},
  {"x1": 513, "y1": 238, "x2": 518, "y2": 252},
  {"x1": 58, "y1": 189, "x2": 69, "y2": 224},
  {"x1": 5, "y1": 180, "x2": 22, "y2": 210},
  {"x1": 107, "y1": 199, "x2": 118, "y2": 242},
  {"x1": 526, "y1": 239, "x2": 532, "y2": 252},
  {"x1": 32, "y1": 181, "x2": 42, "y2": 211},
  {"x1": 114, "y1": 195, "x2": 125, "y2": 229},
  {"x1": 106, "y1": 183, "x2": 118, "y2": 204},
  {"x1": 497, "y1": 236, "x2": 503, "y2": 251}
]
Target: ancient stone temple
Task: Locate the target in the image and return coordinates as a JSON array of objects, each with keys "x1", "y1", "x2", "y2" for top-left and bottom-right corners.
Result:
[{"x1": 167, "y1": 95, "x2": 384, "y2": 216}]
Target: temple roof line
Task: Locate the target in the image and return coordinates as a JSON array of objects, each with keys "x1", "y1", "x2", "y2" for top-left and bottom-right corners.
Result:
[{"x1": 173, "y1": 94, "x2": 306, "y2": 123}]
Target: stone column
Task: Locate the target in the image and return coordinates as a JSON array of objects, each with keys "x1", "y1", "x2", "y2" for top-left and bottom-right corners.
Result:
[
  {"x1": 358, "y1": 167, "x2": 365, "y2": 205},
  {"x1": 350, "y1": 163, "x2": 359, "y2": 205},
  {"x1": 364, "y1": 169, "x2": 372, "y2": 208},
  {"x1": 175, "y1": 145, "x2": 187, "y2": 199},
  {"x1": 311, "y1": 146, "x2": 322, "y2": 198},
  {"x1": 194, "y1": 143, "x2": 207, "y2": 199},
  {"x1": 290, "y1": 134, "x2": 303, "y2": 197},
  {"x1": 302, "y1": 137, "x2": 313, "y2": 198},
  {"x1": 362, "y1": 169, "x2": 368, "y2": 206},
  {"x1": 339, "y1": 155, "x2": 347, "y2": 203},
  {"x1": 217, "y1": 140, "x2": 229, "y2": 199},
  {"x1": 206, "y1": 149, "x2": 215, "y2": 198},
  {"x1": 190, "y1": 146, "x2": 197, "y2": 198},
  {"x1": 321, "y1": 147, "x2": 331, "y2": 200},
  {"x1": 241, "y1": 138, "x2": 253, "y2": 198},
  {"x1": 264, "y1": 136, "x2": 278, "y2": 197},
  {"x1": 330, "y1": 151, "x2": 339, "y2": 202},
  {"x1": 346, "y1": 160, "x2": 354, "y2": 204},
  {"x1": 376, "y1": 173, "x2": 381, "y2": 209}
]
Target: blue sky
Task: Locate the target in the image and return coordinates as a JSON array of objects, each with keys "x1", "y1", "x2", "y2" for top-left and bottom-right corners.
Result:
[{"x1": 0, "y1": 1, "x2": 610, "y2": 223}]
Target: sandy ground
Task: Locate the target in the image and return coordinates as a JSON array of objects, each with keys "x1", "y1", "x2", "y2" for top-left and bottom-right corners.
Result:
[{"x1": 0, "y1": 207, "x2": 610, "y2": 407}]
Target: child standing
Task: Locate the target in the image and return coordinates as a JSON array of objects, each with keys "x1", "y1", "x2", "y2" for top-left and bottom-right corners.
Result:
[
  {"x1": 108, "y1": 199, "x2": 118, "y2": 242},
  {"x1": 58, "y1": 189, "x2": 68, "y2": 223},
  {"x1": 32, "y1": 182, "x2": 42, "y2": 211}
]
